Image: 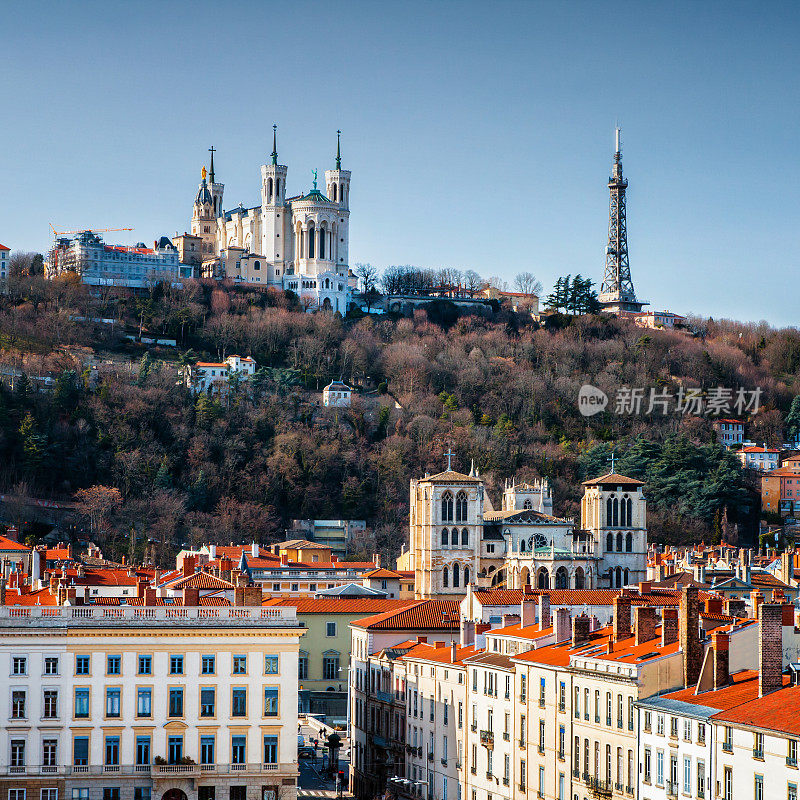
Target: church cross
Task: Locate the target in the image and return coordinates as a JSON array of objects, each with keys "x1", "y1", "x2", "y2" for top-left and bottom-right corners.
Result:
[
  {"x1": 208, "y1": 146, "x2": 216, "y2": 157},
  {"x1": 610, "y1": 450, "x2": 616, "y2": 473},
  {"x1": 445, "y1": 445, "x2": 455, "y2": 471}
]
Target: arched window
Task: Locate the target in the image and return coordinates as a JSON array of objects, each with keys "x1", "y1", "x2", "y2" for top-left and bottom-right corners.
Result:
[
  {"x1": 537, "y1": 569, "x2": 549, "y2": 590},
  {"x1": 456, "y1": 491, "x2": 467, "y2": 522},
  {"x1": 268, "y1": 178, "x2": 273, "y2": 202},
  {"x1": 615, "y1": 567, "x2": 622, "y2": 588},
  {"x1": 461, "y1": 528, "x2": 469, "y2": 547},
  {"x1": 625, "y1": 532, "x2": 633, "y2": 553},
  {"x1": 441, "y1": 492, "x2": 454, "y2": 522},
  {"x1": 332, "y1": 184, "x2": 337, "y2": 202},
  {"x1": 612, "y1": 497, "x2": 619, "y2": 527},
  {"x1": 276, "y1": 178, "x2": 281, "y2": 199},
  {"x1": 320, "y1": 227, "x2": 326, "y2": 259},
  {"x1": 606, "y1": 497, "x2": 613, "y2": 525},
  {"x1": 453, "y1": 564, "x2": 460, "y2": 588},
  {"x1": 451, "y1": 529, "x2": 458, "y2": 547},
  {"x1": 574, "y1": 567, "x2": 585, "y2": 590},
  {"x1": 325, "y1": 278, "x2": 330, "y2": 289},
  {"x1": 616, "y1": 532, "x2": 623, "y2": 552},
  {"x1": 555, "y1": 567, "x2": 568, "y2": 589},
  {"x1": 624, "y1": 568, "x2": 629, "y2": 585},
  {"x1": 463, "y1": 566, "x2": 470, "y2": 585},
  {"x1": 606, "y1": 533, "x2": 613, "y2": 552},
  {"x1": 308, "y1": 224, "x2": 315, "y2": 258},
  {"x1": 253, "y1": 260, "x2": 260, "y2": 270},
  {"x1": 523, "y1": 499, "x2": 532, "y2": 509},
  {"x1": 441, "y1": 529, "x2": 448, "y2": 548},
  {"x1": 626, "y1": 498, "x2": 633, "y2": 527},
  {"x1": 520, "y1": 539, "x2": 526, "y2": 553},
  {"x1": 443, "y1": 565, "x2": 449, "y2": 588}
]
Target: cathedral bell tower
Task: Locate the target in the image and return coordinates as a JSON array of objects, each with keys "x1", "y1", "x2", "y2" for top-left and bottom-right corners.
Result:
[
  {"x1": 324, "y1": 130, "x2": 351, "y2": 277},
  {"x1": 260, "y1": 125, "x2": 289, "y2": 278},
  {"x1": 580, "y1": 471, "x2": 647, "y2": 588},
  {"x1": 191, "y1": 166, "x2": 217, "y2": 259}
]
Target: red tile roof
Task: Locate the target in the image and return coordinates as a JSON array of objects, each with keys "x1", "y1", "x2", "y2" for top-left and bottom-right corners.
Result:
[
  {"x1": 489, "y1": 621, "x2": 553, "y2": 641},
  {"x1": 265, "y1": 598, "x2": 413, "y2": 614},
  {"x1": 169, "y1": 572, "x2": 234, "y2": 590},
  {"x1": 401, "y1": 642, "x2": 479, "y2": 665},
  {"x1": 582, "y1": 472, "x2": 644, "y2": 486},
  {"x1": 473, "y1": 588, "x2": 699, "y2": 607},
  {"x1": 708, "y1": 676, "x2": 800, "y2": 734},
  {"x1": 0, "y1": 536, "x2": 30, "y2": 552},
  {"x1": 0, "y1": 244, "x2": 10, "y2": 251},
  {"x1": 363, "y1": 568, "x2": 404, "y2": 579},
  {"x1": 352, "y1": 600, "x2": 462, "y2": 630},
  {"x1": 4, "y1": 587, "x2": 58, "y2": 606}
]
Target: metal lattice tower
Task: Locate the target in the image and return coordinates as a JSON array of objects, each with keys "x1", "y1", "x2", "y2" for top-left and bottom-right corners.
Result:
[{"x1": 599, "y1": 128, "x2": 644, "y2": 312}]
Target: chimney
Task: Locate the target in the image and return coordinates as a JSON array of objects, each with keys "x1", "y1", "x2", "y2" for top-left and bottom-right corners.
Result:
[
  {"x1": 521, "y1": 598, "x2": 536, "y2": 628},
  {"x1": 555, "y1": 608, "x2": 571, "y2": 643},
  {"x1": 613, "y1": 595, "x2": 632, "y2": 641},
  {"x1": 184, "y1": 587, "x2": 200, "y2": 606},
  {"x1": 572, "y1": 613, "x2": 591, "y2": 647},
  {"x1": 0, "y1": 578, "x2": 5, "y2": 605},
  {"x1": 460, "y1": 619, "x2": 475, "y2": 647},
  {"x1": 781, "y1": 551, "x2": 793, "y2": 585},
  {"x1": 783, "y1": 603, "x2": 795, "y2": 627},
  {"x1": 136, "y1": 578, "x2": 147, "y2": 599},
  {"x1": 711, "y1": 630, "x2": 730, "y2": 689},
  {"x1": 705, "y1": 596, "x2": 724, "y2": 615},
  {"x1": 208, "y1": 544, "x2": 216, "y2": 560},
  {"x1": 680, "y1": 585, "x2": 702, "y2": 688},
  {"x1": 374, "y1": 553, "x2": 382, "y2": 569},
  {"x1": 501, "y1": 614, "x2": 521, "y2": 628},
  {"x1": 638, "y1": 581, "x2": 652, "y2": 595},
  {"x1": 750, "y1": 590, "x2": 764, "y2": 619},
  {"x1": 634, "y1": 606, "x2": 658, "y2": 646},
  {"x1": 451, "y1": 642, "x2": 457, "y2": 663},
  {"x1": 280, "y1": 554, "x2": 288, "y2": 566},
  {"x1": 144, "y1": 587, "x2": 157, "y2": 605},
  {"x1": 538, "y1": 593, "x2": 551, "y2": 629},
  {"x1": 759, "y1": 603, "x2": 783, "y2": 697},
  {"x1": 661, "y1": 607, "x2": 679, "y2": 646},
  {"x1": 251, "y1": 542, "x2": 259, "y2": 558},
  {"x1": 725, "y1": 598, "x2": 746, "y2": 618}
]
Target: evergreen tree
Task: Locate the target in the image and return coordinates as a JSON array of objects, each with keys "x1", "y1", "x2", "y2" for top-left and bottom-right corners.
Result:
[
  {"x1": 14, "y1": 372, "x2": 30, "y2": 402},
  {"x1": 786, "y1": 395, "x2": 800, "y2": 440},
  {"x1": 154, "y1": 456, "x2": 172, "y2": 490},
  {"x1": 187, "y1": 471, "x2": 209, "y2": 511},
  {"x1": 137, "y1": 352, "x2": 153, "y2": 387},
  {"x1": 19, "y1": 412, "x2": 45, "y2": 474}
]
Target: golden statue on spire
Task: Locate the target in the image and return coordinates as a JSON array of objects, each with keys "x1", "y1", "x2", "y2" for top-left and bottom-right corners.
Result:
[{"x1": 201, "y1": 166, "x2": 207, "y2": 180}]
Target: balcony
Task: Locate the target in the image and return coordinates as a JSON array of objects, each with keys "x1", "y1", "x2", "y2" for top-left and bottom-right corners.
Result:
[
  {"x1": 788, "y1": 757, "x2": 798, "y2": 767},
  {"x1": 377, "y1": 691, "x2": 393, "y2": 703},
  {"x1": 427, "y1": 752, "x2": 434, "y2": 762},
  {"x1": 582, "y1": 774, "x2": 613, "y2": 799},
  {"x1": 665, "y1": 780, "x2": 678, "y2": 797},
  {"x1": 722, "y1": 742, "x2": 733, "y2": 753},
  {"x1": 480, "y1": 730, "x2": 494, "y2": 748},
  {"x1": 518, "y1": 739, "x2": 526, "y2": 749},
  {"x1": 753, "y1": 748, "x2": 764, "y2": 759}
]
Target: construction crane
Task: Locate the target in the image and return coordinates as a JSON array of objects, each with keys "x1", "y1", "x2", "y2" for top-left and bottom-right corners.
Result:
[{"x1": 49, "y1": 224, "x2": 134, "y2": 237}]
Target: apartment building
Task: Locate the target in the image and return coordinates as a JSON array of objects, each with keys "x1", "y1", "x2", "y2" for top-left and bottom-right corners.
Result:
[{"x1": 0, "y1": 604, "x2": 304, "y2": 800}]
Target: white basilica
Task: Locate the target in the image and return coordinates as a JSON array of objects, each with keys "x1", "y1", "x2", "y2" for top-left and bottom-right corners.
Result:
[
  {"x1": 397, "y1": 463, "x2": 648, "y2": 599},
  {"x1": 183, "y1": 129, "x2": 355, "y2": 313}
]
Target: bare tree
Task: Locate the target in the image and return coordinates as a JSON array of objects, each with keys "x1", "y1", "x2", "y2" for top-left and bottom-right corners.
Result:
[
  {"x1": 8, "y1": 251, "x2": 38, "y2": 278},
  {"x1": 514, "y1": 272, "x2": 543, "y2": 296},
  {"x1": 463, "y1": 270, "x2": 483, "y2": 295},
  {"x1": 354, "y1": 263, "x2": 380, "y2": 311}
]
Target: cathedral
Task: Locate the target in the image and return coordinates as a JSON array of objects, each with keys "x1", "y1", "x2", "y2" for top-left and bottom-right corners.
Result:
[
  {"x1": 177, "y1": 129, "x2": 355, "y2": 313},
  {"x1": 398, "y1": 462, "x2": 648, "y2": 598}
]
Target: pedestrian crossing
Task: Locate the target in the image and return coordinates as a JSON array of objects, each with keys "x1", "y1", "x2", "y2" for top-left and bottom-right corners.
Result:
[{"x1": 298, "y1": 791, "x2": 351, "y2": 798}]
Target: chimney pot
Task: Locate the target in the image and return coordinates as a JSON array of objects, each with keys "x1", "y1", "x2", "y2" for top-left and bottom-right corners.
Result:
[{"x1": 759, "y1": 603, "x2": 783, "y2": 697}]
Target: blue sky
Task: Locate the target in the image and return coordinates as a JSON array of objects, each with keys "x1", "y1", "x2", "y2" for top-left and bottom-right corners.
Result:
[{"x1": 3, "y1": 1, "x2": 799, "y2": 325}]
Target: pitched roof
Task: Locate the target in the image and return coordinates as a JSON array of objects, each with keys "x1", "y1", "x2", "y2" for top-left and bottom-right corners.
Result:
[
  {"x1": 0, "y1": 244, "x2": 10, "y2": 251},
  {"x1": 0, "y1": 536, "x2": 30, "y2": 552},
  {"x1": 352, "y1": 599, "x2": 461, "y2": 630},
  {"x1": 472, "y1": 588, "x2": 699, "y2": 607},
  {"x1": 463, "y1": 651, "x2": 516, "y2": 670},
  {"x1": 264, "y1": 598, "x2": 413, "y2": 614},
  {"x1": 363, "y1": 568, "x2": 404, "y2": 579},
  {"x1": 402, "y1": 642, "x2": 479, "y2": 665},
  {"x1": 483, "y1": 509, "x2": 569, "y2": 524},
  {"x1": 280, "y1": 539, "x2": 331, "y2": 549},
  {"x1": 581, "y1": 472, "x2": 644, "y2": 486},
  {"x1": 709, "y1": 676, "x2": 800, "y2": 735},
  {"x1": 168, "y1": 572, "x2": 234, "y2": 590},
  {"x1": 421, "y1": 470, "x2": 481, "y2": 484},
  {"x1": 741, "y1": 446, "x2": 780, "y2": 453},
  {"x1": 660, "y1": 670, "x2": 763, "y2": 711}
]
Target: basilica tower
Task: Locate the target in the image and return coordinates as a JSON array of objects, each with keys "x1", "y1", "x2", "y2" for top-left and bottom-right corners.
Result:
[
  {"x1": 260, "y1": 125, "x2": 290, "y2": 278},
  {"x1": 580, "y1": 471, "x2": 647, "y2": 587},
  {"x1": 324, "y1": 131, "x2": 350, "y2": 276}
]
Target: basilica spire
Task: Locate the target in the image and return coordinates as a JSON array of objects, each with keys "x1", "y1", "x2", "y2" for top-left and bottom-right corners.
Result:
[
  {"x1": 271, "y1": 124, "x2": 278, "y2": 166},
  {"x1": 208, "y1": 146, "x2": 216, "y2": 184},
  {"x1": 335, "y1": 129, "x2": 341, "y2": 170}
]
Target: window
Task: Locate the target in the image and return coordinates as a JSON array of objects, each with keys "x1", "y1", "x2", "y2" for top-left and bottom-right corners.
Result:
[
  {"x1": 754, "y1": 731, "x2": 764, "y2": 758},
  {"x1": 137, "y1": 688, "x2": 151, "y2": 717},
  {"x1": 539, "y1": 677, "x2": 545, "y2": 706},
  {"x1": 559, "y1": 681, "x2": 565, "y2": 712},
  {"x1": 697, "y1": 760, "x2": 706, "y2": 799},
  {"x1": 698, "y1": 722, "x2": 706, "y2": 744},
  {"x1": 264, "y1": 655, "x2": 279, "y2": 674},
  {"x1": 105, "y1": 736, "x2": 120, "y2": 766},
  {"x1": 73, "y1": 737, "x2": 89, "y2": 766},
  {"x1": 723, "y1": 726, "x2": 733, "y2": 751},
  {"x1": 42, "y1": 739, "x2": 58, "y2": 767},
  {"x1": 657, "y1": 714, "x2": 665, "y2": 736},
  {"x1": 134, "y1": 790, "x2": 150, "y2": 800},
  {"x1": 232, "y1": 655, "x2": 247, "y2": 675},
  {"x1": 231, "y1": 736, "x2": 246, "y2": 764},
  {"x1": 201, "y1": 688, "x2": 215, "y2": 717},
  {"x1": 326, "y1": 622, "x2": 337, "y2": 637},
  {"x1": 103, "y1": 790, "x2": 120, "y2": 800},
  {"x1": 138, "y1": 656, "x2": 152, "y2": 675},
  {"x1": 683, "y1": 756, "x2": 691, "y2": 795},
  {"x1": 11, "y1": 689, "x2": 26, "y2": 719},
  {"x1": 170, "y1": 655, "x2": 184, "y2": 675},
  {"x1": 44, "y1": 657, "x2": 59, "y2": 675},
  {"x1": 264, "y1": 687, "x2": 279, "y2": 716},
  {"x1": 606, "y1": 692, "x2": 612, "y2": 726},
  {"x1": 199, "y1": 791, "x2": 215, "y2": 800},
  {"x1": 789, "y1": 783, "x2": 798, "y2": 800},
  {"x1": 201, "y1": 654, "x2": 216, "y2": 674},
  {"x1": 723, "y1": 767, "x2": 733, "y2": 800},
  {"x1": 11, "y1": 740, "x2": 25, "y2": 767},
  {"x1": 168, "y1": 736, "x2": 183, "y2": 764},
  {"x1": 9, "y1": 791, "x2": 25, "y2": 800},
  {"x1": 262, "y1": 734, "x2": 278, "y2": 765},
  {"x1": 168, "y1": 688, "x2": 183, "y2": 717},
  {"x1": 755, "y1": 774, "x2": 763, "y2": 800},
  {"x1": 790, "y1": 739, "x2": 798, "y2": 766},
  {"x1": 106, "y1": 656, "x2": 121, "y2": 675},
  {"x1": 644, "y1": 748, "x2": 651, "y2": 783},
  {"x1": 657, "y1": 751, "x2": 664, "y2": 786},
  {"x1": 75, "y1": 656, "x2": 90, "y2": 675},
  {"x1": 201, "y1": 736, "x2": 215, "y2": 765},
  {"x1": 670, "y1": 716, "x2": 678, "y2": 738},
  {"x1": 298, "y1": 655, "x2": 308, "y2": 680},
  {"x1": 43, "y1": 690, "x2": 58, "y2": 719},
  {"x1": 323, "y1": 655, "x2": 340, "y2": 680},
  {"x1": 74, "y1": 688, "x2": 90, "y2": 718},
  {"x1": 12, "y1": 657, "x2": 27, "y2": 675},
  {"x1": 231, "y1": 688, "x2": 247, "y2": 716},
  {"x1": 136, "y1": 736, "x2": 150, "y2": 766},
  {"x1": 41, "y1": 791, "x2": 57, "y2": 800},
  {"x1": 558, "y1": 725, "x2": 565, "y2": 759}
]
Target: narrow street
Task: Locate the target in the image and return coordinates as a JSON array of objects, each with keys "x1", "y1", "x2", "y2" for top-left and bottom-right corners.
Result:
[{"x1": 297, "y1": 721, "x2": 352, "y2": 800}]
